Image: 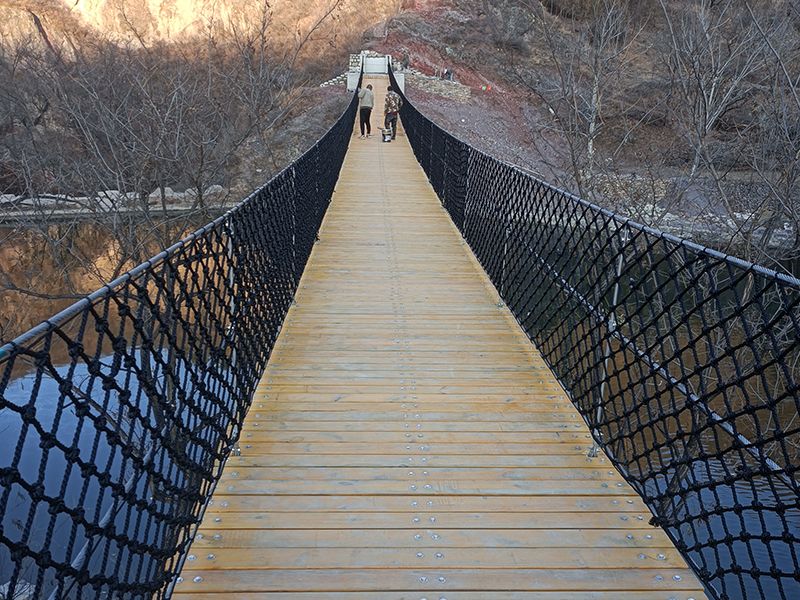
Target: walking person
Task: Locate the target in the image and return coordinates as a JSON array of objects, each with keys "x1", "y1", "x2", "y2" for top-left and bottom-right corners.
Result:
[
  {"x1": 358, "y1": 84, "x2": 374, "y2": 139},
  {"x1": 384, "y1": 85, "x2": 403, "y2": 141}
]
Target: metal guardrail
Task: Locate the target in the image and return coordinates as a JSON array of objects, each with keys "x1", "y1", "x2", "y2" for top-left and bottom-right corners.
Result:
[{"x1": 391, "y1": 66, "x2": 800, "y2": 600}]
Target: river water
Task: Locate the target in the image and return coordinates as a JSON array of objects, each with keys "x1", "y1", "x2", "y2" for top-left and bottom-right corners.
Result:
[{"x1": 0, "y1": 219, "x2": 226, "y2": 598}]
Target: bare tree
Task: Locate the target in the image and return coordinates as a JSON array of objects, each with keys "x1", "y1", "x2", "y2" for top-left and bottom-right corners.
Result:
[
  {"x1": 659, "y1": 0, "x2": 770, "y2": 193},
  {"x1": 513, "y1": 2, "x2": 651, "y2": 204},
  {"x1": 734, "y1": 1, "x2": 800, "y2": 267},
  {"x1": 656, "y1": 0, "x2": 800, "y2": 268},
  {"x1": 0, "y1": 0, "x2": 349, "y2": 342}
]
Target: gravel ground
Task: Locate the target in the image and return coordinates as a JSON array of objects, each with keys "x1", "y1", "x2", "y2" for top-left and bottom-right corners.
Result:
[
  {"x1": 406, "y1": 81, "x2": 549, "y2": 176},
  {"x1": 403, "y1": 79, "x2": 796, "y2": 255}
]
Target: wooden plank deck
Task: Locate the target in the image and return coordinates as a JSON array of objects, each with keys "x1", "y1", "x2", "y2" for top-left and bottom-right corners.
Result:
[{"x1": 174, "y1": 76, "x2": 707, "y2": 599}]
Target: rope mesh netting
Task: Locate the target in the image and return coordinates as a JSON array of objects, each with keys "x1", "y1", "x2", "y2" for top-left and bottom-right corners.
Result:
[
  {"x1": 0, "y1": 89, "x2": 358, "y2": 599},
  {"x1": 391, "y1": 68, "x2": 800, "y2": 600}
]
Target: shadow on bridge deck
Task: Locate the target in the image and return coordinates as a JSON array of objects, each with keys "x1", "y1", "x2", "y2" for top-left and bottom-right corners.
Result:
[{"x1": 173, "y1": 76, "x2": 707, "y2": 599}]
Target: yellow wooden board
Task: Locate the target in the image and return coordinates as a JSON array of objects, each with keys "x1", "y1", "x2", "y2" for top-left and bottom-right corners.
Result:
[
  {"x1": 174, "y1": 567, "x2": 703, "y2": 594},
  {"x1": 187, "y1": 528, "x2": 680, "y2": 550},
  {"x1": 175, "y1": 76, "x2": 707, "y2": 599},
  {"x1": 175, "y1": 594, "x2": 700, "y2": 600}
]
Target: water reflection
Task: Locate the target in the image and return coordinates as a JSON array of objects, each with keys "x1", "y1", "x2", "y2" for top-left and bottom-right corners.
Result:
[
  {"x1": 0, "y1": 330, "x2": 235, "y2": 599},
  {"x1": 0, "y1": 220, "x2": 207, "y2": 347}
]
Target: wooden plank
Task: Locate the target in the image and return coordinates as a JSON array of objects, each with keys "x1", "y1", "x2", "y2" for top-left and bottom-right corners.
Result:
[
  {"x1": 224, "y1": 453, "x2": 607, "y2": 468},
  {"x1": 257, "y1": 393, "x2": 568, "y2": 402},
  {"x1": 217, "y1": 466, "x2": 622, "y2": 481},
  {"x1": 172, "y1": 568, "x2": 702, "y2": 593},
  {"x1": 178, "y1": 76, "x2": 707, "y2": 598},
  {"x1": 230, "y1": 443, "x2": 600, "y2": 456},
  {"x1": 199, "y1": 512, "x2": 652, "y2": 530},
  {"x1": 226, "y1": 452, "x2": 607, "y2": 466},
  {"x1": 175, "y1": 593, "x2": 702, "y2": 600},
  {"x1": 178, "y1": 547, "x2": 690, "y2": 570},
  {"x1": 188, "y1": 528, "x2": 676, "y2": 549},
  {"x1": 202, "y1": 494, "x2": 645, "y2": 513},
  {"x1": 240, "y1": 412, "x2": 580, "y2": 422},
  {"x1": 239, "y1": 422, "x2": 593, "y2": 433},
  {"x1": 256, "y1": 386, "x2": 566, "y2": 393},
  {"x1": 211, "y1": 479, "x2": 636, "y2": 496},
  {"x1": 249, "y1": 403, "x2": 578, "y2": 413}
]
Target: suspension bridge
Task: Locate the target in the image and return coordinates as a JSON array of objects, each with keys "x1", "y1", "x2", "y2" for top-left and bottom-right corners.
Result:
[{"x1": 0, "y1": 67, "x2": 797, "y2": 600}]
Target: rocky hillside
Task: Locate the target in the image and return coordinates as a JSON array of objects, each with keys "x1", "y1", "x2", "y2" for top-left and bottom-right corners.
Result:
[
  {"x1": 2, "y1": 1, "x2": 395, "y2": 81},
  {"x1": 368, "y1": 0, "x2": 800, "y2": 267},
  {"x1": 0, "y1": 0, "x2": 412, "y2": 202}
]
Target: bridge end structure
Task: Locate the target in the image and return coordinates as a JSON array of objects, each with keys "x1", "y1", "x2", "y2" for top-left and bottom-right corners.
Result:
[{"x1": 348, "y1": 52, "x2": 405, "y2": 92}]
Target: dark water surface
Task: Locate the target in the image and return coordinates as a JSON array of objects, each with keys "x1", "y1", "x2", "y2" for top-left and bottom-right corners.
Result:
[{"x1": 0, "y1": 345, "x2": 226, "y2": 599}]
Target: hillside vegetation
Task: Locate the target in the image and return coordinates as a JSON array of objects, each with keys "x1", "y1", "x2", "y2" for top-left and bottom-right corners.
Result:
[{"x1": 380, "y1": 0, "x2": 800, "y2": 271}]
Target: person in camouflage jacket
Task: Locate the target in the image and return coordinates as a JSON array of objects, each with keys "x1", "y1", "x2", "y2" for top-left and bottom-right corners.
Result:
[{"x1": 384, "y1": 86, "x2": 403, "y2": 141}]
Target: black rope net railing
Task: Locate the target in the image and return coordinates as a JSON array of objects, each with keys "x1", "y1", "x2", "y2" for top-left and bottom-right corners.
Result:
[
  {"x1": 390, "y1": 68, "x2": 800, "y2": 600},
  {"x1": 0, "y1": 88, "x2": 359, "y2": 599}
]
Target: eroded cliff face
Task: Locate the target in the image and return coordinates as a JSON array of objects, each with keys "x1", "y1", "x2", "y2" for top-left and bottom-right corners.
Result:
[
  {"x1": 0, "y1": 0, "x2": 410, "y2": 43},
  {"x1": 0, "y1": 1, "x2": 89, "y2": 44},
  {"x1": 69, "y1": 0, "x2": 237, "y2": 38}
]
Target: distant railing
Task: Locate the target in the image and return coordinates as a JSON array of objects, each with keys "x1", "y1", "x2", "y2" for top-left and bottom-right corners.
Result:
[
  {"x1": 391, "y1": 67, "x2": 800, "y2": 600},
  {"x1": 0, "y1": 87, "x2": 359, "y2": 599}
]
